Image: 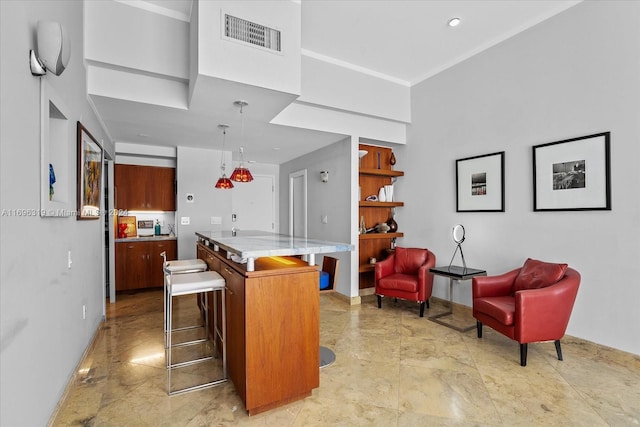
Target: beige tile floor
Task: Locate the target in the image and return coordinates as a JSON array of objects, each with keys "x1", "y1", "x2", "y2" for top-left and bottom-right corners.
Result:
[{"x1": 51, "y1": 290, "x2": 640, "y2": 426}]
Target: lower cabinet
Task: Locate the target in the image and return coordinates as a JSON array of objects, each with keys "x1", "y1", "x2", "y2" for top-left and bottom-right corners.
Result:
[
  {"x1": 220, "y1": 262, "x2": 246, "y2": 403},
  {"x1": 197, "y1": 243, "x2": 319, "y2": 415},
  {"x1": 115, "y1": 240, "x2": 176, "y2": 291}
]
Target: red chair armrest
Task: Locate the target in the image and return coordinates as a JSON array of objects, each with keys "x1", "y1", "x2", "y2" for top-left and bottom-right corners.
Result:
[
  {"x1": 515, "y1": 268, "x2": 580, "y2": 343},
  {"x1": 375, "y1": 254, "x2": 395, "y2": 280},
  {"x1": 417, "y1": 250, "x2": 436, "y2": 300},
  {"x1": 472, "y1": 268, "x2": 520, "y2": 299}
]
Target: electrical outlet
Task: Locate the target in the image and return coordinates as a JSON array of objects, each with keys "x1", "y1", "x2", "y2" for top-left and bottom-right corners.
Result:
[
  {"x1": 181, "y1": 217, "x2": 190, "y2": 225},
  {"x1": 211, "y1": 216, "x2": 222, "y2": 225}
]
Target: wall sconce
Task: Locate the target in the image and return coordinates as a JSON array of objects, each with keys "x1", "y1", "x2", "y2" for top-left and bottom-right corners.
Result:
[
  {"x1": 320, "y1": 171, "x2": 329, "y2": 183},
  {"x1": 30, "y1": 21, "x2": 70, "y2": 76}
]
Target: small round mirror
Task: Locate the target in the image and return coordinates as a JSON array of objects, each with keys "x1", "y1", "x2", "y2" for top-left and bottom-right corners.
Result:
[{"x1": 452, "y1": 224, "x2": 465, "y2": 244}]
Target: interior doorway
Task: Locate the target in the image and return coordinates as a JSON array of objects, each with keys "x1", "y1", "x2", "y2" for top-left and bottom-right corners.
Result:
[
  {"x1": 231, "y1": 174, "x2": 275, "y2": 232},
  {"x1": 289, "y1": 169, "x2": 307, "y2": 238}
]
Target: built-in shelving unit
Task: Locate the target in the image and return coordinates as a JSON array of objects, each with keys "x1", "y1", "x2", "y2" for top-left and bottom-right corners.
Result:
[{"x1": 358, "y1": 143, "x2": 403, "y2": 289}]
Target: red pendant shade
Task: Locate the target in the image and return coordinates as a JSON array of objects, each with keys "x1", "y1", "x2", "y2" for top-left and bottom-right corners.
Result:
[
  {"x1": 215, "y1": 175, "x2": 234, "y2": 189},
  {"x1": 230, "y1": 166, "x2": 253, "y2": 182}
]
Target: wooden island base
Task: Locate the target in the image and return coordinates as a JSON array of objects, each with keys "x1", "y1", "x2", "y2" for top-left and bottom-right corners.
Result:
[{"x1": 198, "y1": 243, "x2": 320, "y2": 415}]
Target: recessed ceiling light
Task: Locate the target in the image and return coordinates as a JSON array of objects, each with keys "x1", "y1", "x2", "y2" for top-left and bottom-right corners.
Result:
[
  {"x1": 272, "y1": 147, "x2": 281, "y2": 151},
  {"x1": 137, "y1": 133, "x2": 150, "y2": 138},
  {"x1": 448, "y1": 17, "x2": 461, "y2": 27}
]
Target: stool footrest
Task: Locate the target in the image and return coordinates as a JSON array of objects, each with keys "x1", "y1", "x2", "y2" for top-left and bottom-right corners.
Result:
[
  {"x1": 171, "y1": 338, "x2": 208, "y2": 349},
  {"x1": 171, "y1": 324, "x2": 204, "y2": 333},
  {"x1": 169, "y1": 378, "x2": 228, "y2": 396},
  {"x1": 169, "y1": 355, "x2": 215, "y2": 370}
]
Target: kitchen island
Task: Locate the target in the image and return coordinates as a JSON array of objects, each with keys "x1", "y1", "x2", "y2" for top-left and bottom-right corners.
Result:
[{"x1": 195, "y1": 231, "x2": 352, "y2": 415}]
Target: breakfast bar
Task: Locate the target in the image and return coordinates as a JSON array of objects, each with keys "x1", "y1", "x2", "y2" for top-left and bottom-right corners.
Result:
[
  {"x1": 196, "y1": 230, "x2": 352, "y2": 272},
  {"x1": 195, "y1": 231, "x2": 352, "y2": 415}
]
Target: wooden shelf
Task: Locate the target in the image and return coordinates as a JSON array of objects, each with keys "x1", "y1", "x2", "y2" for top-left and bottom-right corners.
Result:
[
  {"x1": 359, "y1": 264, "x2": 376, "y2": 273},
  {"x1": 359, "y1": 201, "x2": 404, "y2": 208},
  {"x1": 359, "y1": 168, "x2": 404, "y2": 177},
  {"x1": 359, "y1": 232, "x2": 404, "y2": 240}
]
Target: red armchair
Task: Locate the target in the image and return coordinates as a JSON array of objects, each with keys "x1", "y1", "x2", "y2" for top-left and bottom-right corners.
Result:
[
  {"x1": 375, "y1": 247, "x2": 436, "y2": 317},
  {"x1": 472, "y1": 258, "x2": 580, "y2": 366}
]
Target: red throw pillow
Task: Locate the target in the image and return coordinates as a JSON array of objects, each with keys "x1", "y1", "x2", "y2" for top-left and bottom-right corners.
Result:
[{"x1": 513, "y1": 258, "x2": 568, "y2": 292}]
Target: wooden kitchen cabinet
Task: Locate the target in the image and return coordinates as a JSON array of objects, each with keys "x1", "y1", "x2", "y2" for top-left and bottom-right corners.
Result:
[
  {"x1": 115, "y1": 240, "x2": 176, "y2": 291},
  {"x1": 197, "y1": 243, "x2": 319, "y2": 416},
  {"x1": 114, "y1": 164, "x2": 176, "y2": 211},
  {"x1": 219, "y1": 261, "x2": 246, "y2": 404}
]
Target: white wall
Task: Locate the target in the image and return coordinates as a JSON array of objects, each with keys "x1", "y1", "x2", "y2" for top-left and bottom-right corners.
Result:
[
  {"x1": 299, "y1": 55, "x2": 411, "y2": 123},
  {"x1": 401, "y1": 1, "x2": 640, "y2": 355},
  {"x1": 85, "y1": 0, "x2": 189, "y2": 79},
  {"x1": 176, "y1": 146, "x2": 233, "y2": 259},
  {"x1": 175, "y1": 146, "x2": 280, "y2": 259},
  {"x1": 0, "y1": 1, "x2": 112, "y2": 425},
  {"x1": 196, "y1": 0, "x2": 301, "y2": 96},
  {"x1": 279, "y1": 139, "x2": 355, "y2": 296}
]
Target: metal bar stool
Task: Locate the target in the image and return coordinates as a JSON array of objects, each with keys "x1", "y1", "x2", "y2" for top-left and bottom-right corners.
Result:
[
  {"x1": 161, "y1": 252, "x2": 207, "y2": 348},
  {"x1": 166, "y1": 270, "x2": 227, "y2": 395}
]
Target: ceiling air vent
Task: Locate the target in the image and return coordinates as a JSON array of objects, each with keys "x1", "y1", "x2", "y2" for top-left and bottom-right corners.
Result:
[{"x1": 224, "y1": 14, "x2": 281, "y2": 52}]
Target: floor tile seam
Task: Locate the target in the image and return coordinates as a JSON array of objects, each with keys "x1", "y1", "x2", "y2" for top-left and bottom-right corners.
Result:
[
  {"x1": 458, "y1": 328, "x2": 508, "y2": 427},
  {"x1": 551, "y1": 361, "x2": 615, "y2": 426}
]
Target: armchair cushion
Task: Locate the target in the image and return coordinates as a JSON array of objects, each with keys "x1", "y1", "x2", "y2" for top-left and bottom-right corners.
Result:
[
  {"x1": 377, "y1": 273, "x2": 419, "y2": 293},
  {"x1": 513, "y1": 258, "x2": 567, "y2": 293},
  {"x1": 474, "y1": 296, "x2": 515, "y2": 325},
  {"x1": 394, "y1": 247, "x2": 428, "y2": 275}
]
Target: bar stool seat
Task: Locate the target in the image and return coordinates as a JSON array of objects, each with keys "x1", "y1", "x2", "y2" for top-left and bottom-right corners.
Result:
[
  {"x1": 161, "y1": 253, "x2": 207, "y2": 348},
  {"x1": 164, "y1": 258, "x2": 207, "y2": 274},
  {"x1": 166, "y1": 270, "x2": 227, "y2": 395}
]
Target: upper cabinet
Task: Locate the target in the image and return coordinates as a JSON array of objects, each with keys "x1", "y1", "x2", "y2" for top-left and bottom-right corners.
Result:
[{"x1": 115, "y1": 164, "x2": 176, "y2": 211}]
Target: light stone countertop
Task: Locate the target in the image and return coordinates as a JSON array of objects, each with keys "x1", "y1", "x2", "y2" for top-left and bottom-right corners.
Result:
[{"x1": 196, "y1": 230, "x2": 353, "y2": 272}]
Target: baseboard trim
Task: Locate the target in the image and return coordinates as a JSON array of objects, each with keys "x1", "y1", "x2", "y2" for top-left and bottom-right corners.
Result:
[{"x1": 47, "y1": 317, "x2": 105, "y2": 426}]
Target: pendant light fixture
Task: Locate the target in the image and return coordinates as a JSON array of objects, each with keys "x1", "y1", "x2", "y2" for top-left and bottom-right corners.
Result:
[
  {"x1": 214, "y1": 124, "x2": 233, "y2": 189},
  {"x1": 230, "y1": 100, "x2": 254, "y2": 183}
]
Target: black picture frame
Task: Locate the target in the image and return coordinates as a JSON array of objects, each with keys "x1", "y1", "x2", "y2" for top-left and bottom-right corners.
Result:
[
  {"x1": 456, "y1": 151, "x2": 505, "y2": 212},
  {"x1": 533, "y1": 132, "x2": 611, "y2": 211}
]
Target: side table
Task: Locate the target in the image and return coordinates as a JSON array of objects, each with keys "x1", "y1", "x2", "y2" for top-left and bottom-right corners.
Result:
[{"x1": 429, "y1": 265, "x2": 486, "y2": 332}]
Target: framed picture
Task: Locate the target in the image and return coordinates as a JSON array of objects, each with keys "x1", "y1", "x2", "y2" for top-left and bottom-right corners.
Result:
[
  {"x1": 77, "y1": 122, "x2": 103, "y2": 220},
  {"x1": 456, "y1": 151, "x2": 505, "y2": 212},
  {"x1": 533, "y1": 132, "x2": 611, "y2": 211}
]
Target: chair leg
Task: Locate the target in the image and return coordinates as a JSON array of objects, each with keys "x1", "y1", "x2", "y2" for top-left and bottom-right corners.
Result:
[
  {"x1": 520, "y1": 343, "x2": 528, "y2": 366},
  {"x1": 377, "y1": 295, "x2": 382, "y2": 309},
  {"x1": 555, "y1": 340, "x2": 563, "y2": 361},
  {"x1": 426, "y1": 298, "x2": 430, "y2": 309},
  {"x1": 419, "y1": 302, "x2": 425, "y2": 317},
  {"x1": 476, "y1": 321, "x2": 483, "y2": 338}
]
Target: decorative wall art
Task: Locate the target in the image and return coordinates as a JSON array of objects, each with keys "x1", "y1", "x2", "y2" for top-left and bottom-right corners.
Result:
[
  {"x1": 456, "y1": 151, "x2": 505, "y2": 212},
  {"x1": 533, "y1": 132, "x2": 611, "y2": 211},
  {"x1": 77, "y1": 122, "x2": 103, "y2": 219}
]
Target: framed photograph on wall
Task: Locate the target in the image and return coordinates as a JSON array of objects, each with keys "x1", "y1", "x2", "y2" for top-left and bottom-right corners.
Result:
[
  {"x1": 533, "y1": 132, "x2": 611, "y2": 211},
  {"x1": 456, "y1": 151, "x2": 505, "y2": 212},
  {"x1": 77, "y1": 122, "x2": 103, "y2": 220}
]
